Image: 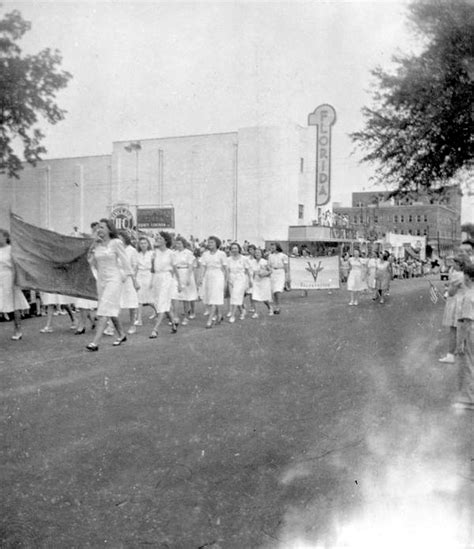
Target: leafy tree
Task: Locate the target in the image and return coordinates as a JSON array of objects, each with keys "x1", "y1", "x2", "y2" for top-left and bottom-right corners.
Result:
[
  {"x1": 352, "y1": 0, "x2": 474, "y2": 196},
  {"x1": 0, "y1": 9, "x2": 71, "y2": 178}
]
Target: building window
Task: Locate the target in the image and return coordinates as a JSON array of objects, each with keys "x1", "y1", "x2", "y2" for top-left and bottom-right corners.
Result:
[
  {"x1": 360, "y1": 215, "x2": 364, "y2": 224},
  {"x1": 298, "y1": 204, "x2": 304, "y2": 220},
  {"x1": 393, "y1": 228, "x2": 398, "y2": 234},
  {"x1": 424, "y1": 214, "x2": 428, "y2": 222},
  {"x1": 408, "y1": 214, "x2": 413, "y2": 223},
  {"x1": 423, "y1": 228, "x2": 428, "y2": 236},
  {"x1": 408, "y1": 229, "x2": 412, "y2": 235},
  {"x1": 300, "y1": 158, "x2": 304, "y2": 173},
  {"x1": 416, "y1": 215, "x2": 421, "y2": 222},
  {"x1": 394, "y1": 214, "x2": 398, "y2": 223},
  {"x1": 374, "y1": 215, "x2": 378, "y2": 223},
  {"x1": 416, "y1": 229, "x2": 421, "y2": 236},
  {"x1": 400, "y1": 229, "x2": 404, "y2": 234}
]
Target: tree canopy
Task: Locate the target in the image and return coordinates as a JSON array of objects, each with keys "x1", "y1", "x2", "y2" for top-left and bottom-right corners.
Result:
[
  {"x1": 351, "y1": 0, "x2": 474, "y2": 196},
  {"x1": 0, "y1": 9, "x2": 71, "y2": 178}
]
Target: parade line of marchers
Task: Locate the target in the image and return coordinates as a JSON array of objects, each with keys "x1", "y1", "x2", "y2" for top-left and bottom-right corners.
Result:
[{"x1": 1, "y1": 215, "x2": 474, "y2": 413}]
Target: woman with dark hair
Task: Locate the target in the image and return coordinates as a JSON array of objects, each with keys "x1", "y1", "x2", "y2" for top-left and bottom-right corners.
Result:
[
  {"x1": 85, "y1": 218, "x2": 132, "y2": 351},
  {"x1": 226, "y1": 242, "x2": 252, "y2": 323},
  {"x1": 135, "y1": 235, "x2": 155, "y2": 326},
  {"x1": 173, "y1": 236, "x2": 198, "y2": 325},
  {"x1": 199, "y1": 236, "x2": 227, "y2": 328},
  {"x1": 246, "y1": 244, "x2": 257, "y2": 312},
  {"x1": 117, "y1": 230, "x2": 140, "y2": 334},
  {"x1": 375, "y1": 250, "x2": 392, "y2": 304},
  {"x1": 251, "y1": 247, "x2": 274, "y2": 318},
  {"x1": 0, "y1": 228, "x2": 29, "y2": 340},
  {"x1": 149, "y1": 232, "x2": 181, "y2": 338},
  {"x1": 268, "y1": 242, "x2": 289, "y2": 314},
  {"x1": 347, "y1": 249, "x2": 367, "y2": 306}
]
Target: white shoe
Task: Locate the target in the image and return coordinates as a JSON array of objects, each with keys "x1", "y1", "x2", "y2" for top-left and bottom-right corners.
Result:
[
  {"x1": 134, "y1": 319, "x2": 143, "y2": 326},
  {"x1": 127, "y1": 326, "x2": 137, "y2": 334},
  {"x1": 226, "y1": 311, "x2": 232, "y2": 318},
  {"x1": 251, "y1": 313, "x2": 259, "y2": 319},
  {"x1": 182, "y1": 318, "x2": 189, "y2": 326},
  {"x1": 229, "y1": 316, "x2": 235, "y2": 323},
  {"x1": 268, "y1": 310, "x2": 274, "y2": 316},
  {"x1": 240, "y1": 310, "x2": 247, "y2": 320},
  {"x1": 188, "y1": 313, "x2": 196, "y2": 320},
  {"x1": 149, "y1": 312, "x2": 156, "y2": 320},
  {"x1": 203, "y1": 310, "x2": 210, "y2": 317},
  {"x1": 439, "y1": 354, "x2": 455, "y2": 364},
  {"x1": 104, "y1": 327, "x2": 115, "y2": 336}
]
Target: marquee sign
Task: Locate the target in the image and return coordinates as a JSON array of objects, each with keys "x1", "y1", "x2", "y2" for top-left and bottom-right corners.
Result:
[
  {"x1": 308, "y1": 104, "x2": 337, "y2": 207},
  {"x1": 110, "y1": 205, "x2": 134, "y2": 230},
  {"x1": 137, "y1": 207, "x2": 175, "y2": 229}
]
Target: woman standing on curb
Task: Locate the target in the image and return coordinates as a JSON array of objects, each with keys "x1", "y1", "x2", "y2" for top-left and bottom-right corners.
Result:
[
  {"x1": 226, "y1": 242, "x2": 252, "y2": 323},
  {"x1": 367, "y1": 251, "x2": 378, "y2": 300},
  {"x1": 173, "y1": 236, "x2": 198, "y2": 325},
  {"x1": 0, "y1": 229, "x2": 29, "y2": 340},
  {"x1": 268, "y1": 242, "x2": 290, "y2": 314},
  {"x1": 149, "y1": 232, "x2": 181, "y2": 338},
  {"x1": 85, "y1": 219, "x2": 132, "y2": 351},
  {"x1": 347, "y1": 249, "x2": 367, "y2": 306},
  {"x1": 200, "y1": 236, "x2": 227, "y2": 328},
  {"x1": 135, "y1": 236, "x2": 155, "y2": 327}
]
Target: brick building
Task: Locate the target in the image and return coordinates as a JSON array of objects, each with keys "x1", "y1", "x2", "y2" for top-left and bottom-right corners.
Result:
[{"x1": 333, "y1": 188, "x2": 462, "y2": 254}]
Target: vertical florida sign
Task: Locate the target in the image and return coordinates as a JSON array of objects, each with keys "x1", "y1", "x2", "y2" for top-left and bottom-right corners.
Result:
[{"x1": 308, "y1": 104, "x2": 336, "y2": 206}]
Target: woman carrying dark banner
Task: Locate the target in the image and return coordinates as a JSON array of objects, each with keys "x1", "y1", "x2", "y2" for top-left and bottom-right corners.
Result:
[
  {"x1": 85, "y1": 219, "x2": 132, "y2": 351},
  {"x1": 0, "y1": 229, "x2": 29, "y2": 340}
]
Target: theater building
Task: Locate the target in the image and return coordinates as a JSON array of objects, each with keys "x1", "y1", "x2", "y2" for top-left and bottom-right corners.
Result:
[{"x1": 0, "y1": 124, "x2": 320, "y2": 245}]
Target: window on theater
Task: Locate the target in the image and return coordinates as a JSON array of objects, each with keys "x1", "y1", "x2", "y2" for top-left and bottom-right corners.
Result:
[
  {"x1": 298, "y1": 204, "x2": 304, "y2": 219},
  {"x1": 300, "y1": 158, "x2": 304, "y2": 173}
]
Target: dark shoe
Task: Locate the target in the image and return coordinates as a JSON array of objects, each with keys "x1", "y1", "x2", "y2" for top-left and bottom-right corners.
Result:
[
  {"x1": 171, "y1": 321, "x2": 179, "y2": 334},
  {"x1": 86, "y1": 343, "x2": 99, "y2": 352},
  {"x1": 11, "y1": 333, "x2": 22, "y2": 341},
  {"x1": 149, "y1": 330, "x2": 158, "y2": 339},
  {"x1": 112, "y1": 335, "x2": 127, "y2": 346},
  {"x1": 74, "y1": 328, "x2": 86, "y2": 335},
  {"x1": 274, "y1": 309, "x2": 281, "y2": 315}
]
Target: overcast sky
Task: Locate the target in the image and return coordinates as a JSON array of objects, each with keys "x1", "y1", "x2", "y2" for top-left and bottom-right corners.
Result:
[{"x1": 4, "y1": 1, "x2": 416, "y2": 205}]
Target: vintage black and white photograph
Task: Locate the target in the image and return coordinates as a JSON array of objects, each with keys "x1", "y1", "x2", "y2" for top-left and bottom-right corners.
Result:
[{"x1": 1, "y1": 0, "x2": 473, "y2": 547}]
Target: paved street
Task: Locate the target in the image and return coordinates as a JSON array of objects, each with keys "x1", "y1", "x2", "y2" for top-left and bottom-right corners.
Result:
[{"x1": 1, "y1": 278, "x2": 473, "y2": 548}]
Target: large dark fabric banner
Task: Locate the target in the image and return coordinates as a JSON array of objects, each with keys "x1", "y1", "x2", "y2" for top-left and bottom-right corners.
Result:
[{"x1": 10, "y1": 214, "x2": 98, "y2": 300}]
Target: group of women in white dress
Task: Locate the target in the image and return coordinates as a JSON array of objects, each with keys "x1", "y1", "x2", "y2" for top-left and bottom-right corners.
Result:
[
  {"x1": 0, "y1": 219, "x2": 293, "y2": 348},
  {"x1": 346, "y1": 249, "x2": 392, "y2": 306}
]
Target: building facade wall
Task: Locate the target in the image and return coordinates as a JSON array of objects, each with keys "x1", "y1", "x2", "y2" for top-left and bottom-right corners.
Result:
[{"x1": 0, "y1": 125, "x2": 318, "y2": 244}]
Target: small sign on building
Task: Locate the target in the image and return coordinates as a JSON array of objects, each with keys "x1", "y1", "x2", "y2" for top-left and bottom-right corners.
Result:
[
  {"x1": 137, "y1": 207, "x2": 175, "y2": 229},
  {"x1": 110, "y1": 205, "x2": 135, "y2": 230}
]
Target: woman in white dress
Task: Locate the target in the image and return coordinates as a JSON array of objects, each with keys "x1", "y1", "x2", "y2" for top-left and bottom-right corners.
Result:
[
  {"x1": 268, "y1": 242, "x2": 290, "y2": 314},
  {"x1": 86, "y1": 219, "x2": 132, "y2": 351},
  {"x1": 245, "y1": 244, "x2": 257, "y2": 313},
  {"x1": 135, "y1": 236, "x2": 155, "y2": 326},
  {"x1": 226, "y1": 242, "x2": 252, "y2": 323},
  {"x1": 347, "y1": 249, "x2": 368, "y2": 306},
  {"x1": 439, "y1": 257, "x2": 465, "y2": 363},
  {"x1": 173, "y1": 236, "x2": 198, "y2": 325},
  {"x1": 118, "y1": 231, "x2": 140, "y2": 334},
  {"x1": 0, "y1": 229, "x2": 29, "y2": 340},
  {"x1": 366, "y1": 251, "x2": 378, "y2": 299},
  {"x1": 199, "y1": 236, "x2": 227, "y2": 328},
  {"x1": 149, "y1": 232, "x2": 181, "y2": 338},
  {"x1": 375, "y1": 251, "x2": 392, "y2": 304},
  {"x1": 251, "y1": 247, "x2": 274, "y2": 318}
]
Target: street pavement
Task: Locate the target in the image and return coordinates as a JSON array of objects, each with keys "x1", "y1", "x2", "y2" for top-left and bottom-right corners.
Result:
[{"x1": 1, "y1": 278, "x2": 473, "y2": 548}]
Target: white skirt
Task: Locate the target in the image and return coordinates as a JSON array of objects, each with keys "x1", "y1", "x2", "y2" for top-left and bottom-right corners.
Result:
[
  {"x1": 229, "y1": 273, "x2": 247, "y2": 306},
  {"x1": 270, "y1": 270, "x2": 285, "y2": 294},
  {"x1": 253, "y1": 275, "x2": 272, "y2": 302},
  {"x1": 120, "y1": 277, "x2": 139, "y2": 309},
  {"x1": 152, "y1": 271, "x2": 174, "y2": 313},
  {"x1": 40, "y1": 292, "x2": 73, "y2": 306},
  {"x1": 96, "y1": 275, "x2": 122, "y2": 317},
  {"x1": 174, "y1": 268, "x2": 198, "y2": 301},
  {"x1": 75, "y1": 297, "x2": 97, "y2": 310},
  {"x1": 137, "y1": 270, "x2": 153, "y2": 304},
  {"x1": 0, "y1": 270, "x2": 29, "y2": 312},
  {"x1": 202, "y1": 269, "x2": 224, "y2": 306}
]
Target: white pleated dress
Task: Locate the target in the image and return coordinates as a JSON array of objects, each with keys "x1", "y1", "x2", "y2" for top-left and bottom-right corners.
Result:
[
  {"x1": 173, "y1": 249, "x2": 198, "y2": 301},
  {"x1": 268, "y1": 252, "x2": 288, "y2": 294},
  {"x1": 136, "y1": 250, "x2": 154, "y2": 304},
  {"x1": 347, "y1": 257, "x2": 368, "y2": 292},
  {"x1": 252, "y1": 259, "x2": 272, "y2": 302},
  {"x1": 89, "y1": 239, "x2": 132, "y2": 317},
  {"x1": 151, "y1": 248, "x2": 176, "y2": 314},
  {"x1": 0, "y1": 245, "x2": 29, "y2": 313},
  {"x1": 201, "y1": 250, "x2": 227, "y2": 306},
  {"x1": 120, "y1": 245, "x2": 139, "y2": 309},
  {"x1": 227, "y1": 255, "x2": 250, "y2": 306}
]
